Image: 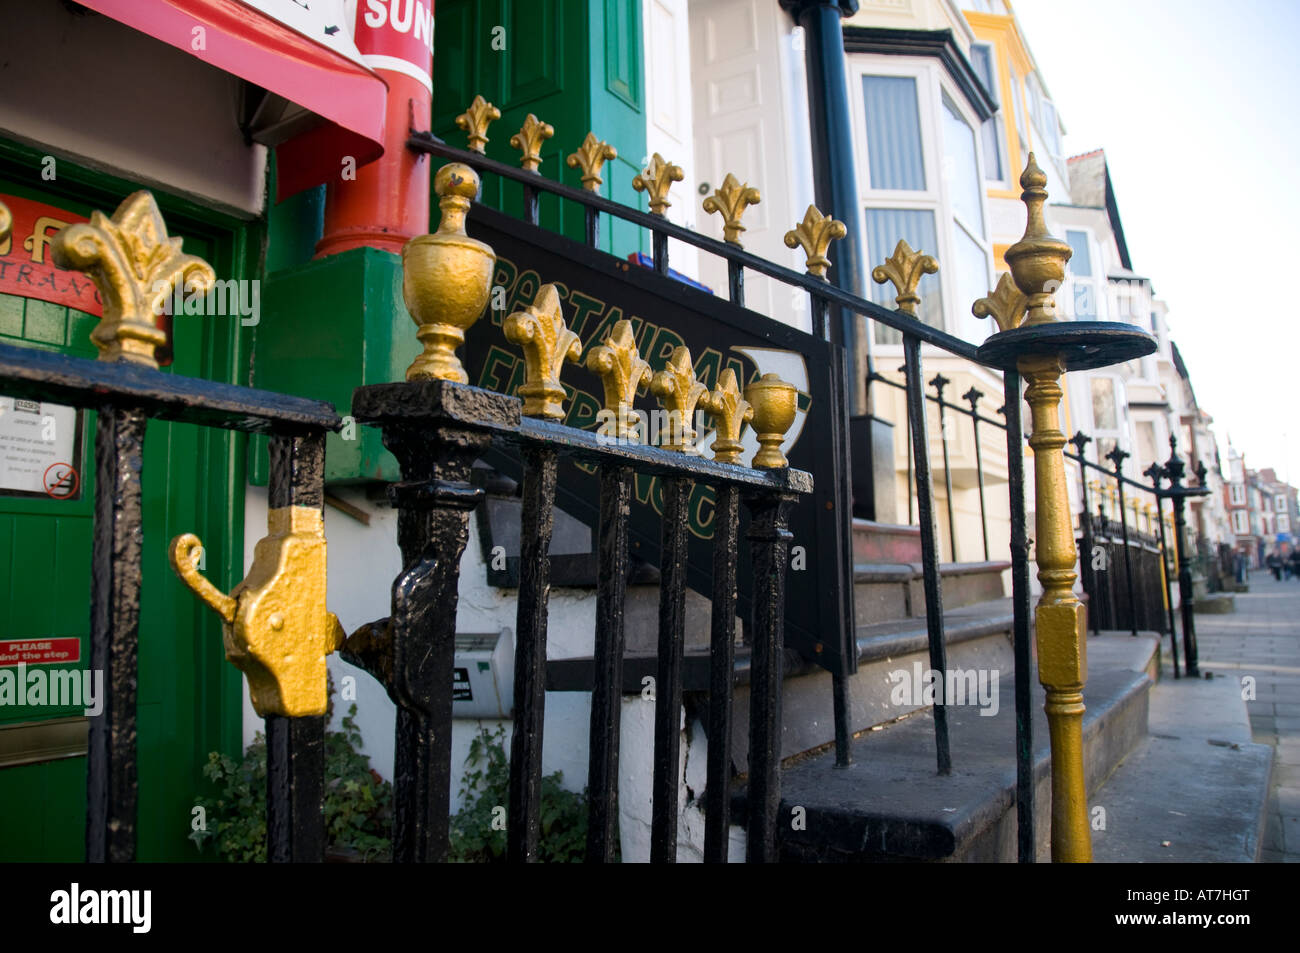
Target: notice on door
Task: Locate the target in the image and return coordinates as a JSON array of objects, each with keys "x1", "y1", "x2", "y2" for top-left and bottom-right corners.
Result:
[
  {"x1": 0, "y1": 396, "x2": 79, "y2": 497},
  {"x1": 0, "y1": 638, "x2": 81, "y2": 667}
]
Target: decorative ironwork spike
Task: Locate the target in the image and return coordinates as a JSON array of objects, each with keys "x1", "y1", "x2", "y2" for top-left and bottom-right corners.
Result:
[
  {"x1": 702, "y1": 368, "x2": 753, "y2": 464},
  {"x1": 455, "y1": 95, "x2": 501, "y2": 153},
  {"x1": 1143, "y1": 462, "x2": 1164, "y2": 484},
  {"x1": 784, "y1": 204, "x2": 845, "y2": 278},
  {"x1": 929, "y1": 372, "x2": 950, "y2": 397},
  {"x1": 871, "y1": 239, "x2": 938, "y2": 316},
  {"x1": 973, "y1": 272, "x2": 1030, "y2": 333},
  {"x1": 402, "y1": 164, "x2": 497, "y2": 383},
  {"x1": 650, "y1": 345, "x2": 707, "y2": 452},
  {"x1": 50, "y1": 191, "x2": 214, "y2": 369},
  {"x1": 1069, "y1": 430, "x2": 1091, "y2": 455},
  {"x1": 1004, "y1": 153, "x2": 1072, "y2": 327},
  {"x1": 632, "y1": 153, "x2": 683, "y2": 216},
  {"x1": 963, "y1": 387, "x2": 984, "y2": 409},
  {"x1": 587, "y1": 319, "x2": 652, "y2": 441},
  {"x1": 702, "y1": 173, "x2": 761, "y2": 247},
  {"x1": 744, "y1": 373, "x2": 797, "y2": 469},
  {"x1": 503, "y1": 283, "x2": 581, "y2": 419},
  {"x1": 1106, "y1": 445, "x2": 1130, "y2": 467},
  {"x1": 509, "y1": 113, "x2": 555, "y2": 172},
  {"x1": 566, "y1": 132, "x2": 618, "y2": 192}
]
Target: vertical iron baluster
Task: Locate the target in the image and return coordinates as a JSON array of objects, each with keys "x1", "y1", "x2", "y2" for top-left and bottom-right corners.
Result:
[
  {"x1": 704, "y1": 483, "x2": 741, "y2": 862},
  {"x1": 86, "y1": 405, "x2": 147, "y2": 863},
  {"x1": 728, "y1": 261, "x2": 745, "y2": 307},
  {"x1": 586, "y1": 464, "x2": 633, "y2": 862},
  {"x1": 651, "y1": 476, "x2": 691, "y2": 862},
  {"x1": 1106, "y1": 448, "x2": 1139, "y2": 636},
  {"x1": 1145, "y1": 464, "x2": 1180, "y2": 678},
  {"x1": 508, "y1": 445, "x2": 560, "y2": 862},
  {"x1": 585, "y1": 206, "x2": 600, "y2": 249},
  {"x1": 1069, "y1": 434, "x2": 1099, "y2": 636},
  {"x1": 931, "y1": 373, "x2": 957, "y2": 563},
  {"x1": 900, "y1": 364, "x2": 914, "y2": 525},
  {"x1": 653, "y1": 230, "x2": 669, "y2": 276},
  {"x1": 1163, "y1": 442, "x2": 1202, "y2": 676},
  {"x1": 1003, "y1": 370, "x2": 1034, "y2": 862},
  {"x1": 264, "y1": 432, "x2": 328, "y2": 863},
  {"x1": 744, "y1": 490, "x2": 796, "y2": 863},
  {"x1": 523, "y1": 183, "x2": 539, "y2": 227},
  {"x1": 965, "y1": 388, "x2": 990, "y2": 561},
  {"x1": 903, "y1": 335, "x2": 950, "y2": 775},
  {"x1": 810, "y1": 294, "x2": 829, "y2": 342}
]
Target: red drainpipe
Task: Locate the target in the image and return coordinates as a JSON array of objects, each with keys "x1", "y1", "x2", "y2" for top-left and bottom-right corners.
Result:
[{"x1": 315, "y1": 0, "x2": 434, "y2": 258}]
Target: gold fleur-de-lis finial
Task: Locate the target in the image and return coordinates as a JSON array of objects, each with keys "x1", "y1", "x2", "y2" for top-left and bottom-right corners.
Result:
[
  {"x1": 503, "y1": 283, "x2": 581, "y2": 419},
  {"x1": 0, "y1": 199, "x2": 10, "y2": 244},
  {"x1": 871, "y1": 239, "x2": 938, "y2": 316},
  {"x1": 510, "y1": 113, "x2": 555, "y2": 172},
  {"x1": 455, "y1": 95, "x2": 501, "y2": 153},
  {"x1": 566, "y1": 132, "x2": 618, "y2": 191},
  {"x1": 972, "y1": 272, "x2": 1030, "y2": 332},
  {"x1": 651, "y1": 345, "x2": 708, "y2": 452},
  {"x1": 50, "y1": 191, "x2": 215, "y2": 369},
  {"x1": 632, "y1": 153, "x2": 683, "y2": 216},
  {"x1": 702, "y1": 173, "x2": 761, "y2": 246},
  {"x1": 587, "y1": 319, "x2": 652, "y2": 441},
  {"x1": 1005, "y1": 152, "x2": 1072, "y2": 327},
  {"x1": 702, "y1": 368, "x2": 753, "y2": 464},
  {"x1": 784, "y1": 205, "x2": 846, "y2": 278}
]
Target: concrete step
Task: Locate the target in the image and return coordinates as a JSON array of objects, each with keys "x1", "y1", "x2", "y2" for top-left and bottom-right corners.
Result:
[
  {"x1": 853, "y1": 519, "x2": 922, "y2": 563},
  {"x1": 1090, "y1": 660, "x2": 1272, "y2": 862},
  {"x1": 854, "y1": 560, "x2": 1010, "y2": 624},
  {"x1": 762, "y1": 633, "x2": 1158, "y2": 861}
]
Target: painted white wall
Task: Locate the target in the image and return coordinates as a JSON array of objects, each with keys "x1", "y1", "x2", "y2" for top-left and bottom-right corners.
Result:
[{"x1": 0, "y1": 1, "x2": 266, "y2": 217}]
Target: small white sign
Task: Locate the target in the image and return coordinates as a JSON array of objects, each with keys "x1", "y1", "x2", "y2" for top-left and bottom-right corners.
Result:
[{"x1": 0, "y1": 396, "x2": 78, "y2": 496}]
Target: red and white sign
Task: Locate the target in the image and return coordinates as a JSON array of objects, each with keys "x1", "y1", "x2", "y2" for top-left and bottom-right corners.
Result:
[
  {"x1": 0, "y1": 638, "x2": 81, "y2": 667},
  {"x1": 0, "y1": 196, "x2": 99, "y2": 316},
  {"x1": 355, "y1": 0, "x2": 435, "y2": 92}
]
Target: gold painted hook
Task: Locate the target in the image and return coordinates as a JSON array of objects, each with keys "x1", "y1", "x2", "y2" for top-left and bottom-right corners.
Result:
[
  {"x1": 872, "y1": 239, "x2": 938, "y2": 316},
  {"x1": 566, "y1": 132, "x2": 618, "y2": 191},
  {"x1": 503, "y1": 283, "x2": 581, "y2": 419},
  {"x1": 50, "y1": 191, "x2": 214, "y2": 368},
  {"x1": 510, "y1": 113, "x2": 555, "y2": 172},
  {"x1": 168, "y1": 534, "x2": 236, "y2": 623},
  {"x1": 702, "y1": 173, "x2": 761, "y2": 247},
  {"x1": 455, "y1": 95, "x2": 501, "y2": 153},
  {"x1": 632, "y1": 153, "x2": 683, "y2": 216},
  {"x1": 784, "y1": 205, "x2": 845, "y2": 278}
]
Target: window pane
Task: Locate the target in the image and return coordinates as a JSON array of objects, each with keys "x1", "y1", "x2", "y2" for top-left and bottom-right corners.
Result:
[
  {"x1": 865, "y1": 208, "x2": 941, "y2": 343},
  {"x1": 971, "y1": 45, "x2": 996, "y2": 99},
  {"x1": 1066, "y1": 230, "x2": 1092, "y2": 276},
  {"x1": 981, "y1": 116, "x2": 1004, "y2": 181},
  {"x1": 862, "y1": 76, "x2": 926, "y2": 191},
  {"x1": 1091, "y1": 377, "x2": 1118, "y2": 431},
  {"x1": 941, "y1": 97, "x2": 984, "y2": 232},
  {"x1": 951, "y1": 223, "x2": 991, "y2": 343}
]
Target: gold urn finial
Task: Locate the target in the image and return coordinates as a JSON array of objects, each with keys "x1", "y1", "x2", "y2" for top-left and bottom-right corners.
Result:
[
  {"x1": 510, "y1": 113, "x2": 555, "y2": 172},
  {"x1": 566, "y1": 132, "x2": 618, "y2": 191},
  {"x1": 455, "y1": 95, "x2": 501, "y2": 153},
  {"x1": 872, "y1": 239, "x2": 938, "y2": 316},
  {"x1": 587, "y1": 319, "x2": 652, "y2": 441},
  {"x1": 1004, "y1": 153, "x2": 1072, "y2": 327},
  {"x1": 973, "y1": 272, "x2": 1030, "y2": 333},
  {"x1": 784, "y1": 205, "x2": 846, "y2": 278},
  {"x1": 744, "y1": 373, "x2": 797, "y2": 469},
  {"x1": 702, "y1": 367, "x2": 753, "y2": 464},
  {"x1": 650, "y1": 345, "x2": 708, "y2": 452},
  {"x1": 632, "y1": 153, "x2": 684, "y2": 216},
  {"x1": 503, "y1": 283, "x2": 581, "y2": 419},
  {"x1": 402, "y1": 163, "x2": 496, "y2": 383},
  {"x1": 702, "y1": 173, "x2": 761, "y2": 247},
  {"x1": 49, "y1": 191, "x2": 214, "y2": 369}
]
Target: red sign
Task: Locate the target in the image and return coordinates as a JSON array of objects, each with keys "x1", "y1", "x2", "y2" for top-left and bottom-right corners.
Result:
[
  {"x1": 0, "y1": 638, "x2": 81, "y2": 667},
  {"x1": 355, "y1": 0, "x2": 434, "y2": 91},
  {"x1": 42, "y1": 461, "x2": 79, "y2": 499},
  {"x1": 0, "y1": 195, "x2": 101, "y2": 316}
]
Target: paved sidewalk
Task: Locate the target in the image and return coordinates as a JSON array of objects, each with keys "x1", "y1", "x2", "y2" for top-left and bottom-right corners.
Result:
[{"x1": 1193, "y1": 570, "x2": 1300, "y2": 862}]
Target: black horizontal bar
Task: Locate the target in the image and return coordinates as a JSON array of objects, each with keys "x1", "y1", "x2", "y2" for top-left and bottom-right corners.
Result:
[
  {"x1": 409, "y1": 133, "x2": 982, "y2": 359},
  {"x1": 869, "y1": 372, "x2": 1008, "y2": 428},
  {"x1": 0, "y1": 343, "x2": 341, "y2": 433}
]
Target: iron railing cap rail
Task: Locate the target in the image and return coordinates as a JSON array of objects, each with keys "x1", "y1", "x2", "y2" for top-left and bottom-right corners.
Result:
[
  {"x1": 407, "y1": 132, "x2": 982, "y2": 360},
  {"x1": 0, "y1": 342, "x2": 341, "y2": 433}
]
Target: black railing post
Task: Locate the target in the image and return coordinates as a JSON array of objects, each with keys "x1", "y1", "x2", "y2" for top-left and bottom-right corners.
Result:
[
  {"x1": 1003, "y1": 369, "x2": 1034, "y2": 861},
  {"x1": 1145, "y1": 463, "x2": 1181, "y2": 678},
  {"x1": 86, "y1": 405, "x2": 148, "y2": 863},
  {"x1": 1069, "y1": 432, "x2": 1099, "y2": 637},
  {"x1": 1162, "y1": 436, "x2": 1209, "y2": 677},
  {"x1": 1106, "y1": 447, "x2": 1139, "y2": 636},
  {"x1": 900, "y1": 364, "x2": 915, "y2": 525},
  {"x1": 264, "y1": 432, "x2": 329, "y2": 864},
  {"x1": 904, "y1": 336, "x2": 951, "y2": 775},
  {"x1": 965, "y1": 387, "x2": 990, "y2": 561},
  {"x1": 743, "y1": 489, "x2": 797, "y2": 862},
  {"x1": 704, "y1": 483, "x2": 741, "y2": 862},
  {"x1": 930, "y1": 373, "x2": 957, "y2": 563}
]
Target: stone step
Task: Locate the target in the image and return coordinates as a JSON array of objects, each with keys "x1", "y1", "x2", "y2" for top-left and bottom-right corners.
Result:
[
  {"x1": 852, "y1": 518, "x2": 921, "y2": 564},
  {"x1": 854, "y1": 560, "x2": 1010, "y2": 623},
  {"x1": 757, "y1": 633, "x2": 1158, "y2": 861}
]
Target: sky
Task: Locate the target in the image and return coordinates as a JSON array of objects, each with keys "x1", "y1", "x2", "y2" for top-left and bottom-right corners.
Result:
[{"x1": 1010, "y1": 0, "x2": 1300, "y2": 483}]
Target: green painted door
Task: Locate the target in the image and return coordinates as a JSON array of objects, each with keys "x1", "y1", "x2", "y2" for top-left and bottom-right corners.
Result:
[{"x1": 0, "y1": 153, "x2": 251, "y2": 861}]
